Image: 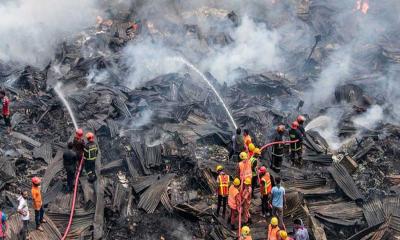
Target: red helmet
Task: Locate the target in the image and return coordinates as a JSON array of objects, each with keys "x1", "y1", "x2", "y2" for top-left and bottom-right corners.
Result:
[
  {"x1": 75, "y1": 128, "x2": 83, "y2": 138},
  {"x1": 259, "y1": 166, "x2": 267, "y2": 174},
  {"x1": 86, "y1": 132, "x2": 95, "y2": 142},
  {"x1": 291, "y1": 121, "x2": 299, "y2": 129},
  {"x1": 277, "y1": 125, "x2": 285, "y2": 133},
  {"x1": 32, "y1": 177, "x2": 41, "y2": 185},
  {"x1": 297, "y1": 115, "x2": 306, "y2": 124}
]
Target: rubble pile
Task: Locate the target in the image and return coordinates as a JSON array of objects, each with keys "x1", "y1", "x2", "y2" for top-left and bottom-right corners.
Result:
[{"x1": 0, "y1": 0, "x2": 399, "y2": 240}]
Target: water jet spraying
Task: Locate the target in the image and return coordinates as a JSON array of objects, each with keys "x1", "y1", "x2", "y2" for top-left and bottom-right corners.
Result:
[{"x1": 54, "y1": 82, "x2": 79, "y2": 130}]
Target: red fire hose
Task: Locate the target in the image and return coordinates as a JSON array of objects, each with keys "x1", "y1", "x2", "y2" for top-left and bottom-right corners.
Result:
[
  {"x1": 61, "y1": 156, "x2": 84, "y2": 240},
  {"x1": 237, "y1": 139, "x2": 299, "y2": 239}
]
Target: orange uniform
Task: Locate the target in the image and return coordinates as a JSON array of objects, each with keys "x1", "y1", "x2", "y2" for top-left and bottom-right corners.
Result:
[
  {"x1": 242, "y1": 236, "x2": 252, "y2": 240},
  {"x1": 242, "y1": 186, "x2": 252, "y2": 223},
  {"x1": 243, "y1": 135, "x2": 252, "y2": 147},
  {"x1": 267, "y1": 225, "x2": 280, "y2": 240},
  {"x1": 238, "y1": 160, "x2": 252, "y2": 183},
  {"x1": 217, "y1": 174, "x2": 230, "y2": 196},
  {"x1": 228, "y1": 185, "x2": 241, "y2": 225},
  {"x1": 31, "y1": 186, "x2": 42, "y2": 210}
]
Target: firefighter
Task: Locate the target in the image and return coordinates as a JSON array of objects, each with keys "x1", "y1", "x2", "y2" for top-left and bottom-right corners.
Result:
[
  {"x1": 231, "y1": 128, "x2": 245, "y2": 161},
  {"x1": 63, "y1": 142, "x2": 78, "y2": 192},
  {"x1": 297, "y1": 115, "x2": 306, "y2": 137},
  {"x1": 241, "y1": 226, "x2": 252, "y2": 240},
  {"x1": 215, "y1": 165, "x2": 229, "y2": 218},
  {"x1": 242, "y1": 177, "x2": 252, "y2": 224},
  {"x1": 259, "y1": 166, "x2": 272, "y2": 218},
  {"x1": 243, "y1": 129, "x2": 252, "y2": 148},
  {"x1": 289, "y1": 121, "x2": 303, "y2": 167},
  {"x1": 84, "y1": 132, "x2": 98, "y2": 183},
  {"x1": 271, "y1": 125, "x2": 285, "y2": 173},
  {"x1": 267, "y1": 217, "x2": 280, "y2": 240},
  {"x1": 228, "y1": 178, "x2": 241, "y2": 230},
  {"x1": 250, "y1": 147, "x2": 260, "y2": 198},
  {"x1": 31, "y1": 177, "x2": 46, "y2": 231},
  {"x1": 0, "y1": 90, "x2": 11, "y2": 133},
  {"x1": 72, "y1": 128, "x2": 85, "y2": 158},
  {"x1": 237, "y1": 152, "x2": 252, "y2": 187}
]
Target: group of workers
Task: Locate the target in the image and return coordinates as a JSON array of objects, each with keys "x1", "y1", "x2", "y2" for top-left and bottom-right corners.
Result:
[{"x1": 217, "y1": 116, "x2": 309, "y2": 240}]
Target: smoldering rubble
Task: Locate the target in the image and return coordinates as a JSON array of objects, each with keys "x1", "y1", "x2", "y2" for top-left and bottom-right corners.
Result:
[{"x1": 0, "y1": 0, "x2": 400, "y2": 239}]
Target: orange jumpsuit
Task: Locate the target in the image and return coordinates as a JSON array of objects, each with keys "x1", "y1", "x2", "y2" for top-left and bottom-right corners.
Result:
[{"x1": 241, "y1": 185, "x2": 252, "y2": 223}]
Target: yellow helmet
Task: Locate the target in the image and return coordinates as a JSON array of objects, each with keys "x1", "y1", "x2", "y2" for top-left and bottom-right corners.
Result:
[
  {"x1": 248, "y1": 143, "x2": 255, "y2": 152},
  {"x1": 241, "y1": 226, "x2": 250, "y2": 236},
  {"x1": 244, "y1": 177, "x2": 251, "y2": 185},
  {"x1": 271, "y1": 217, "x2": 279, "y2": 226},
  {"x1": 233, "y1": 178, "x2": 240, "y2": 186},
  {"x1": 279, "y1": 230, "x2": 288, "y2": 239},
  {"x1": 254, "y1": 147, "x2": 261, "y2": 155},
  {"x1": 216, "y1": 165, "x2": 223, "y2": 172},
  {"x1": 239, "y1": 152, "x2": 248, "y2": 160}
]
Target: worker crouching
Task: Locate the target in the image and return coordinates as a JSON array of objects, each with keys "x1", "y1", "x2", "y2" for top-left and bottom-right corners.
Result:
[
  {"x1": 84, "y1": 132, "x2": 98, "y2": 183},
  {"x1": 228, "y1": 178, "x2": 241, "y2": 230},
  {"x1": 289, "y1": 121, "x2": 303, "y2": 167},
  {"x1": 242, "y1": 177, "x2": 252, "y2": 224},
  {"x1": 215, "y1": 165, "x2": 229, "y2": 218},
  {"x1": 259, "y1": 166, "x2": 272, "y2": 218}
]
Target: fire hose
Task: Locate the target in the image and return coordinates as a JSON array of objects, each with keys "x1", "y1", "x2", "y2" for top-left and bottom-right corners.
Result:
[
  {"x1": 61, "y1": 156, "x2": 84, "y2": 240},
  {"x1": 237, "y1": 139, "x2": 299, "y2": 239}
]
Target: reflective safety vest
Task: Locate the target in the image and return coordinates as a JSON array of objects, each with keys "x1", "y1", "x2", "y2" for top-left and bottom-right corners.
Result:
[
  {"x1": 84, "y1": 142, "x2": 98, "y2": 161},
  {"x1": 267, "y1": 225, "x2": 280, "y2": 240},
  {"x1": 228, "y1": 185, "x2": 239, "y2": 209},
  {"x1": 243, "y1": 135, "x2": 252, "y2": 147},
  {"x1": 217, "y1": 174, "x2": 230, "y2": 196},
  {"x1": 289, "y1": 129, "x2": 302, "y2": 151},
  {"x1": 239, "y1": 160, "x2": 252, "y2": 182},
  {"x1": 260, "y1": 173, "x2": 272, "y2": 195},
  {"x1": 250, "y1": 157, "x2": 258, "y2": 176}
]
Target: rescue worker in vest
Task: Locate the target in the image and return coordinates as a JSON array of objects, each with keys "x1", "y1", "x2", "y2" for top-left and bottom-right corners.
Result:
[
  {"x1": 237, "y1": 152, "x2": 252, "y2": 189},
  {"x1": 289, "y1": 121, "x2": 303, "y2": 167},
  {"x1": 267, "y1": 217, "x2": 281, "y2": 240},
  {"x1": 241, "y1": 226, "x2": 252, "y2": 240},
  {"x1": 259, "y1": 166, "x2": 272, "y2": 218},
  {"x1": 243, "y1": 129, "x2": 252, "y2": 149},
  {"x1": 279, "y1": 231, "x2": 294, "y2": 240},
  {"x1": 271, "y1": 125, "x2": 285, "y2": 173},
  {"x1": 84, "y1": 132, "x2": 98, "y2": 183},
  {"x1": 297, "y1": 115, "x2": 306, "y2": 137},
  {"x1": 248, "y1": 143, "x2": 256, "y2": 158},
  {"x1": 31, "y1": 177, "x2": 46, "y2": 231},
  {"x1": 0, "y1": 210, "x2": 8, "y2": 240},
  {"x1": 228, "y1": 178, "x2": 241, "y2": 230},
  {"x1": 63, "y1": 142, "x2": 78, "y2": 192},
  {"x1": 215, "y1": 165, "x2": 230, "y2": 218},
  {"x1": 0, "y1": 90, "x2": 11, "y2": 134},
  {"x1": 242, "y1": 177, "x2": 252, "y2": 224},
  {"x1": 250, "y1": 147, "x2": 260, "y2": 198},
  {"x1": 72, "y1": 128, "x2": 85, "y2": 158}
]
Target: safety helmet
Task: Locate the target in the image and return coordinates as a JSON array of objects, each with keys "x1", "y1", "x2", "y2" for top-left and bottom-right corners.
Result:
[
  {"x1": 277, "y1": 125, "x2": 285, "y2": 133},
  {"x1": 259, "y1": 166, "x2": 267, "y2": 174},
  {"x1": 216, "y1": 165, "x2": 224, "y2": 172},
  {"x1": 75, "y1": 128, "x2": 83, "y2": 138},
  {"x1": 279, "y1": 230, "x2": 288, "y2": 239},
  {"x1": 291, "y1": 121, "x2": 299, "y2": 130},
  {"x1": 297, "y1": 115, "x2": 306, "y2": 124},
  {"x1": 271, "y1": 217, "x2": 279, "y2": 226},
  {"x1": 239, "y1": 152, "x2": 248, "y2": 161},
  {"x1": 241, "y1": 226, "x2": 250, "y2": 236},
  {"x1": 248, "y1": 143, "x2": 255, "y2": 152},
  {"x1": 86, "y1": 132, "x2": 95, "y2": 142},
  {"x1": 244, "y1": 177, "x2": 251, "y2": 185},
  {"x1": 32, "y1": 177, "x2": 41, "y2": 185},
  {"x1": 233, "y1": 178, "x2": 240, "y2": 186},
  {"x1": 253, "y1": 148, "x2": 261, "y2": 155}
]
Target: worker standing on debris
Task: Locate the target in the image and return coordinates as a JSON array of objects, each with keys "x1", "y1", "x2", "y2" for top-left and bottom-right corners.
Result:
[
  {"x1": 228, "y1": 178, "x2": 241, "y2": 230},
  {"x1": 279, "y1": 231, "x2": 294, "y2": 240},
  {"x1": 289, "y1": 121, "x2": 303, "y2": 167},
  {"x1": 215, "y1": 165, "x2": 229, "y2": 218},
  {"x1": 18, "y1": 190, "x2": 30, "y2": 240},
  {"x1": 84, "y1": 132, "x2": 98, "y2": 183},
  {"x1": 297, "y1": 115, "x2": 306, "y2": 137},
  {"x1": 259, "y1": 166, "x2": 272, "y2": 218},
  {"x1": 72, "y1": 128, "x2": 85, "y2": 158},
  {"x1": 293, "y1": 218, "x2": 309, "y2": 240},
  {"x1": 237, "y1": 152, "x2": 252, "y2": 187},
  {"x1": 243, "y1": 129, "x2": 252, "y2": 148},
  {"x1": 267, "y1": 217, "x2": 280, "y2": 240},
  {"x1": 242, "y1": 177, "x2": 252, "y2": 224},
  {"x1": 250, "y1": 147, "x2": 260, "y2": 198},
  {"x1": 64, "y1": 142, "x2": 78, "y2": 192},
  {"x1": 0, "y1": 90, "x2": 11, "y2": 134},
  {"x1": 271, "y1": 177, "x2": 286, "y2": 230},
  {"x1": 271, "y1": 125, "x2": 285, "y2": 172},
  {"x1": 241, "y1": 226, "x2": 252, "y2": 240},
  {"x1": 31, "y1": 177, "x2": 46, "y2": 232},
  {"x1": 231, "y1": 128, "x2": 245, "y2": 161},
  {"x1": 248, "y1": 143, "x2": 255, "y2": 158}
]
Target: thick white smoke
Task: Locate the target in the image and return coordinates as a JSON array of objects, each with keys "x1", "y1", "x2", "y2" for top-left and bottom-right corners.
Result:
[{"x1": 0, "y1": 0, "x2": 101, "y2": 67}]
